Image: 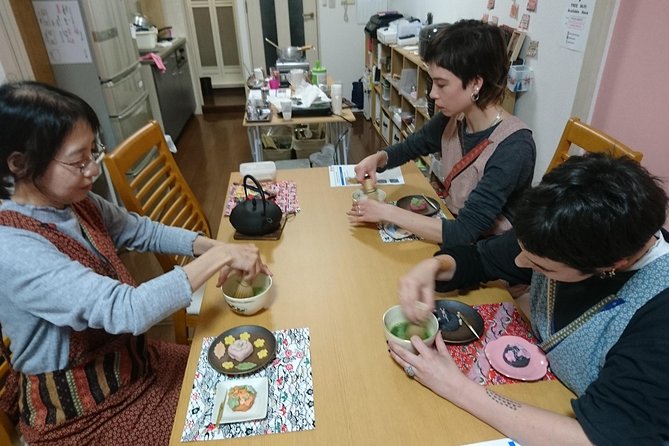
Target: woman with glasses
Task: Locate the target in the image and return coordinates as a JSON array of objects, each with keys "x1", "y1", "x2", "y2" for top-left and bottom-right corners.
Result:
[
  {"x1": 389, "y1": 154, "x2": 669, "y2": 445},
  {"x1": 0, "y1": 81, "x2": 271, "y2": 445},
  {"x1": 350, "y1": 19, "x2": 535, "y2": 248}
]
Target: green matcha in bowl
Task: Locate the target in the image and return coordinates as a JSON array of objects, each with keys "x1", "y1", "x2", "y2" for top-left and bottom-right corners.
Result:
[{"x1": 382, "y1": 305, "x2": 438, "y2": 353}]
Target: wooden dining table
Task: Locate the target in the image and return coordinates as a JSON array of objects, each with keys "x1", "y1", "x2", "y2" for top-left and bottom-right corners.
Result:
[{"x1": 169, "y1": 163, "x2": 575, "y2": 445}]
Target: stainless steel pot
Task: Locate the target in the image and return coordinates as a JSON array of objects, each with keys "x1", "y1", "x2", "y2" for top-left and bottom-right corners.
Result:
[
  {"x1": 132, "y1": 13, "x2": 153, "y2": 30},
  {"x1": 264, "y1": 38, "x2": 313, "y2": 61},
  {"x1": 278, "y1": 45, "x2": 313, "y2": 61}
]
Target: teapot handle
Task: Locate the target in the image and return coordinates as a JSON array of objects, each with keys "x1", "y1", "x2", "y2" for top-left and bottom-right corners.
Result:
[{"x1": 241, "y1": 174, "x2": 268, "y2": 215}]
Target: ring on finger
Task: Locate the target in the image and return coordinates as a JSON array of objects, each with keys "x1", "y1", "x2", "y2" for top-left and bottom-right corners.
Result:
[{"x1": 404, "y1": 365, "x2": 415, "y2": 378}]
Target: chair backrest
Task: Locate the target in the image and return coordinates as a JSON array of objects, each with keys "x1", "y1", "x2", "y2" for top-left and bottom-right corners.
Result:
[
  {"x1": 1, "y1": 336, "x2": 19, "y2": 445},
  {"x1": 104, "y1": 120, "x2": 212, "y2": 271},
  {"x1": 545, "y1": 117, "x2": 643, "y2": 173},
  {"x1": 103, "y1": 121, "x2": 211, "y2": 344}
]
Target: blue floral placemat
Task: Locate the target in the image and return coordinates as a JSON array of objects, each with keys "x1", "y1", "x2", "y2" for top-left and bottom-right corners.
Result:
[
  {"x1": 180, "y1": 327, "x2": 315, "y2": 441},
  {"x1": 378, "y1": 203, "x2": 447, "y2": 243}
]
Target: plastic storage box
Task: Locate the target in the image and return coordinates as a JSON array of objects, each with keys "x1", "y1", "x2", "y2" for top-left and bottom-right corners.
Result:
[{"x1": 135, "y1": 28, "x2": 158, "y2": 50}]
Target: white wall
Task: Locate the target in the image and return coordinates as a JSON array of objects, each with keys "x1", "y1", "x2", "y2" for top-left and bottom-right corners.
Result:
[
  {"x1": 387, "y1": 0, "x2": 607, "y2": 180},
  {"x1": 316, "y1": 3, "x2": 372, "y2": 104}
]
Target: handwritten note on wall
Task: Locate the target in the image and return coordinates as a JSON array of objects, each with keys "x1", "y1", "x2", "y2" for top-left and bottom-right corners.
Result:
[{"x1": 33, "y1": 0, "x2": 91, "y2": 64}]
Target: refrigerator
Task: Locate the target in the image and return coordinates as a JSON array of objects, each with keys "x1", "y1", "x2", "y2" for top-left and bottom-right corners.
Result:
[{"x1": 33, "y1": 0, "x2": 153, "y2": 202}]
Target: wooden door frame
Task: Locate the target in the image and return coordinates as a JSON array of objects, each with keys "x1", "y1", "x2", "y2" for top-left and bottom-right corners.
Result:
[{"x1": 4, "y1": 0, "x2": 54, "y2": 83}]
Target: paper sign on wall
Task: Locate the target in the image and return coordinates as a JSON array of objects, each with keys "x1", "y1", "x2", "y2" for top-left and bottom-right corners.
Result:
[
  {"x1": 33, "y1": 1, "x2": 91, "y2": 64},
  {"x1": 561, "y1": 0, "x2": 594, "y2": 52}
]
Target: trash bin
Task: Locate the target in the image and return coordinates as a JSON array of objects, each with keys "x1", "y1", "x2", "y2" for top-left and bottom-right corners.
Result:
[{"x1": 200, "y1": 77, "x2": 213, "y2": 97}]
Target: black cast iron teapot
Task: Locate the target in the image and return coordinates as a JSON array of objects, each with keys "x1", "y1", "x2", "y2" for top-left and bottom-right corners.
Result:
[{"x1": 230, "y1": 175, "x2": 283, "y2": 236}]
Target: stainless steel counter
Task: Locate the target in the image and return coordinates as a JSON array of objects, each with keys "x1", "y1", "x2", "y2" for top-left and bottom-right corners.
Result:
[{"x1": 139, "y1": 38, "x2": 195, "y2": 140}]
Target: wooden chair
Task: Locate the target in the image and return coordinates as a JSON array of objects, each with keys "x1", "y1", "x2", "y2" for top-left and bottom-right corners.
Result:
[
  {"x1": 545, "y1": 117, "x2": 643, "y2": 173},
  {"x1": 103, "y1": 120, "x2": 211, "y2": 344},
  {"x1": 1, "y1": 337, "x2": 21, "y2": 446}
]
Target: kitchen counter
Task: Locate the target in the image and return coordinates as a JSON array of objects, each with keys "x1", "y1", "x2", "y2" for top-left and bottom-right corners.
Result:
[
  {"x1": 139, "y1": 38, "x2": 196, "y2": 140},
  {"x1": 138, "y1": 37, "x2": 187, "y2": 60}
]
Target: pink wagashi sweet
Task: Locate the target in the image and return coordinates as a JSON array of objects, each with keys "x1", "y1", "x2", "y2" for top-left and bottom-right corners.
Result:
[
  {"x1": 227, "y1": 338, "x2": 253, "y2": 362},
  {"x1": 409, "y1": 197, "x2": 428, "y2": 212}
]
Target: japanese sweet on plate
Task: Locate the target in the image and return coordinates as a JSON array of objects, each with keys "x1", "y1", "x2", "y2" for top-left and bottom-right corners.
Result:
[
  {"x1": 221, "y1": 271, "x2": 273, "y2": 315},
  {"x1": 383, "y1": 305, "x2": 438, "y2": 353},
  {"x1": 484, "y1": 335, "x2": 548, "y2": 381},
  {"x1": 207, "y1": 325, "x2": 277, "y2": 375},
  {"x1": 212, "y1": 377, "x2": 269, "y2": 424},
  {"x1": 396, "y1": 195, "x2": 440, "y2": 217},
  {"x1": 433, "y1": 299, "x2": 484, "y2": 343}
]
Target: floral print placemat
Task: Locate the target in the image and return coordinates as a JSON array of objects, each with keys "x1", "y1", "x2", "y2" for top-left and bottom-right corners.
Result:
[
  {"x1": 446, "y1": 302, "x2": 556, "y2": 385},
  {"x1": 180, "y1": 327, "x2": 315, "y2": 442},
  {"x1": 378, "y1": 203, "x2": 447, "y2": 243},
  {"x1": 223, "y1": 181, "x2": 300, "y2": 217}
]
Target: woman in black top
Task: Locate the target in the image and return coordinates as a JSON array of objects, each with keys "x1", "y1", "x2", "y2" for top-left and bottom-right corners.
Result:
[
  {"x1": 389, "y1": 154, "x2": 669, "y2": 445},
  {"x1": 350, "y1": 19, "x2": 535, "y2": 248}
]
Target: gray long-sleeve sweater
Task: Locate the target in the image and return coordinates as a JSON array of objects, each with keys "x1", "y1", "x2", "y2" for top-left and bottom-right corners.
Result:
[{"x1": 0, "y1": 193, "x2": 197, "y2": 374}]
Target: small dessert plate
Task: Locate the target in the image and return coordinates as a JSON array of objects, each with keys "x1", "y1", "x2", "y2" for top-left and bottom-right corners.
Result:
[
  {"x1": 433, "y1": 300, "x2": 484, "y2": 343},
  {"x1": 212, "y1": 377, "x2": 269, "y2": 424},
  {"x1": 484, "y1": 335, "x2": 548, "y2": 381},
  {"x1": 207, "y1": 325, "x2": 276, "y2": 375},
  {"x1": 382, "y1": 222, "x2": 413, "y2": 240},
  {"x1": 396, "y1": 195, "x2": 440, "y2": 216}
]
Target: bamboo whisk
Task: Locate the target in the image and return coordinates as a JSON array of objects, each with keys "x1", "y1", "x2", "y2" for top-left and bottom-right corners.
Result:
[{"x1": 235, "y1": 278, "x2": 254, "y2": 299}]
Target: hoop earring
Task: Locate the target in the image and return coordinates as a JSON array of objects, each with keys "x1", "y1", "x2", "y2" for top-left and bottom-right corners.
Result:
[
  {"x1": 598, "y1": 269, "x2": 616, "y2": 279},
  {"x1": 471, "y1": 89, "x2": 480, "y2": 102}
]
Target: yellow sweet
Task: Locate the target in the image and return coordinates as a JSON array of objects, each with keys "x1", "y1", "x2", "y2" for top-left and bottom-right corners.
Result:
[
  {"x1": 239, "y1": 332, "x2": 251, "y2": 340},
  {"x1": 257, "y1": 349, "x2": 268, "y2": 359},
  {"x1": 224, "y1": 335, "x2": 235, "y2": 345},
  {"x1": 253, "y1": 338, "x2": 265, "y2": 348},
  {"x1": 222, "y1": 361, "x2": 234, "y2": 369}
]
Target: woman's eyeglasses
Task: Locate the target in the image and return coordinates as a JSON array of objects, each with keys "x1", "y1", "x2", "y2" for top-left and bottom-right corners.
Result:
[{"x1": 53, "y1": 143, "x2": 106, "y2": 175}]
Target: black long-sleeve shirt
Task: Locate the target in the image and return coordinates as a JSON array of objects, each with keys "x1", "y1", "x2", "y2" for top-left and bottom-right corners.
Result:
[
  {"x1": 382, "y1": 113, "x2": 536, "y2": 247},
  {"x1": 436, "y1": 230, "x2": 669, "y2": 445}
]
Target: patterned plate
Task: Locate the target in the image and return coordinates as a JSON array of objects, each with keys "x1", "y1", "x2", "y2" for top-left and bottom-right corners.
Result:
[
  {"x1": 433, "y1": 299, "x2": 484, "y2": 344},
  {"x1": 207, "y1": 325, "x2": 277, "y2": 375}
]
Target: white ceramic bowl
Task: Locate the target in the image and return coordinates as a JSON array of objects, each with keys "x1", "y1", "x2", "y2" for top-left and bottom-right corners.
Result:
[
  {"x1": 383, "y1": 305, "x2": 438, "y2": 352},
  {"x1": 221, "y1": 272, "x2": 273, "y2": 315}
]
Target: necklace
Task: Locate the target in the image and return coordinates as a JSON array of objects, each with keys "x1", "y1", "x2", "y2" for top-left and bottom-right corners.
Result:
[{"x1": 465, "y1": 109, "x2": 502, "y2": 134}]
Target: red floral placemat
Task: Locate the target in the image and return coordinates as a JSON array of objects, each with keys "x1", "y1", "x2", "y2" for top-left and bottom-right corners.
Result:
[
  {"x1": 446, "y1": 302, "x2": 556, "y2": 385},
  {"x1": 223, "y1": 181, "x2": 300, "y2": 217}
]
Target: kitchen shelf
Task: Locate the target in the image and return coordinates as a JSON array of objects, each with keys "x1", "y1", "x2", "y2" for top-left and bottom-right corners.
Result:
[{"x1": 364, "y1": 33, "x2": 517, "y2": 150}]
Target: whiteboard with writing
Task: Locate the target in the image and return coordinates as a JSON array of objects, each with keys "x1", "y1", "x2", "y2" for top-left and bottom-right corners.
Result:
[{"x1": 33, "y1": 0, "x2": 91, "y2": 64}]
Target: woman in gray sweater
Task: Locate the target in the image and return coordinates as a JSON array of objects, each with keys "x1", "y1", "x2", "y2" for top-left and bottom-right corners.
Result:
[{"x1": 0, "y1": 81, "x2": 270, "y2": 445}]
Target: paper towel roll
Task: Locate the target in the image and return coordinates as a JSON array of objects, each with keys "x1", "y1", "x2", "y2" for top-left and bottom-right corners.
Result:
[{"x1": 331, "y1": 83, "x2": 342, "y2": 114}]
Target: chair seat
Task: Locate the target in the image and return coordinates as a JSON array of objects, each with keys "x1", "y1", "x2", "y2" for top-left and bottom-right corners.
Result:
[{"x1": 186, "y1": 284, "x2": 206, "y2": 315}]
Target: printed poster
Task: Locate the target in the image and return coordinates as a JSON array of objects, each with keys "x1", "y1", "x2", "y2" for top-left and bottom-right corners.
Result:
[{"x1": 561, "y1": 0, "x2": 594, "y2": 52}]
